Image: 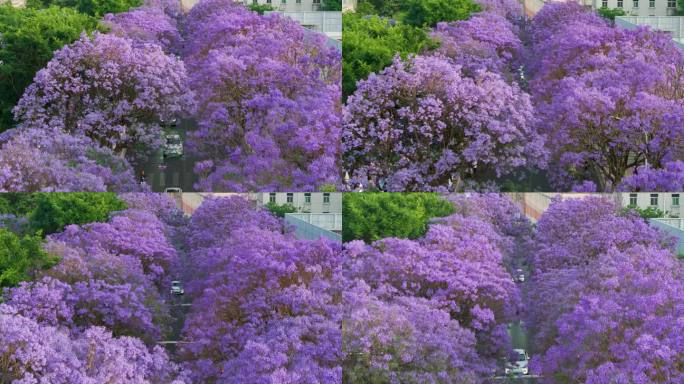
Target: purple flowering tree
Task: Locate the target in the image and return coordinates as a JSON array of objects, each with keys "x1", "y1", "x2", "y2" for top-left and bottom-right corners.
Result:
[
  {"x1": 177, "y1": 196, "x2": 343, "y2": 382},
  {"x1": 528, "y1": 2, "x2": 684, "y2": 190},
  {"x1": 0, "y1": 304, "x2": 183, "y2": 383},
  {"x1": 103, "y1": 7, "x2": 183, "y2": 54},
  {"x1": 343, "y1": 281, "x2": 487, "y2": 382},
  {"x1": 182, "y1": 2, "x2": 342, "y2": 191},
  {"x1": 343, "y1": 55, "x2": 546, "y2": 191},
  {"x1": 0, "y1": 128, "x2": 140, "y2": 192},
  {"x1": 524, "y1": 196, "x2": 684, "y2": 382},
  {"x1": 13, "y1": 32, "x2": 193, "y2": 163},
  {"x1": 431, "y1": 12, "x2": 522, "y2": 77},
  {"x1": 617, "y1": 160, "x2": 684, "y2": 191}
]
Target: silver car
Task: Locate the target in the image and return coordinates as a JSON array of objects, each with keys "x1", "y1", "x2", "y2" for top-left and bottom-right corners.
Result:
[
  {"x1": 163, "y1": 133, "x2": 183, "y2": 157},
  {"x1": 505, "y1": 349, "x2": 529, "y2": 376},
  {"x1": 170, "y1": 281, "x2": 184, "y2": 295}
]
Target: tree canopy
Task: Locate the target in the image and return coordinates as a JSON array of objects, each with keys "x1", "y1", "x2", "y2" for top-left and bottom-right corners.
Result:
[
  {"x1": 342, "y1": 192, "x2": 454, "y2": 242},
  {"x1": 0, "y1": 5, "x2": 99, "y2": 131},
  {"x1": 342, "y1": 12, "x2": 436, "y2": 98}
]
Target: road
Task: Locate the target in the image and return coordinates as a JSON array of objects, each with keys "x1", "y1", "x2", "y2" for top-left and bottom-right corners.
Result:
[{"x1": 135, "y1": 118, "x2": 199, "y2": 192}]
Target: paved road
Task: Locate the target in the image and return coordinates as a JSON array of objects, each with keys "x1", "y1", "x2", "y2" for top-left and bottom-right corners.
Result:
[{"x1": 135, "y1": 119, "x2": 199, "y2": 192}]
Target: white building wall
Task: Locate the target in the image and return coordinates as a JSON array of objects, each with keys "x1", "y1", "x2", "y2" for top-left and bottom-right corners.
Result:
[
  {"x1": 244, "y1": 0, "x2": 323, "y2": 12},
  {"x1": 254, "y1": 192, "x2": 342, "y2": 214},
  {"x1": 618, "y1": 192, "x2": 682, "y2": 217},
  {"x1": 583, "y1": 0, "x2": 676, "y2": 16}
]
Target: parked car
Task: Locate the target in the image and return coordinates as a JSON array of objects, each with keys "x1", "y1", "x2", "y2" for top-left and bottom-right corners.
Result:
[
  {"x1": 505, "y1": 349, "x2": 529, "y2": 376},
  {"x1": 163, "y1": 133, "x2": 183, "y2": 158},
  {"x1": 170, "y1": 281, "x2": 184, "y2": 295},
  {"x1": 164, "y1": 187, "x2": 182, "y2": 194},
  {"x1": 161, "y1": 117, "x2": 178, "y2": 127},
  {"x1": 515, "y1": 268, "x2": 525, "y2": 283}
]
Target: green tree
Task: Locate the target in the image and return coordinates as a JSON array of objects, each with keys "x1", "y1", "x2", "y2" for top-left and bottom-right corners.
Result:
[
  {"x1": 28, "y1": 193, "x2": 127, "y2": 235},
  {"x1": 342, "y1": 12, "x2": 437, "y2": 98},
  {"x1": 401, "y1": 0, "x2": 480, "y2": 27},
  {"x1": 621, "y1": 204, "x2": 665, "y2": 219},
  {"x1": 597, "y1": 7, "x2": 625, "y2": 21},
  {"x1": 342, "y1": 193, "x2": 454, "y2": 243},
  {"x1": 265, "y1": 202, "x2": 299, "y2": 218},
  {"x1": 248, "y1": 3, "x2": 274, "y2": 14},
  {"x1": 26, "y1": 0, "x2": 141, "y2": 17},
  {"x1": 321, "y1": 0, "x2": 342, "y2": 11},
  {"x1": 356, "y1": 0, "x2": 402, "y2": 16},
  {"x1": 0, "y1": 229, "x2": 57, "y2": 287},
  {"x1": 0, "y1": 5, "x2": 99, "y2": 131}
]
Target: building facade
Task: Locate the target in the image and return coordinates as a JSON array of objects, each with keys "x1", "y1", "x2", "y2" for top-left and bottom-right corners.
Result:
[
  {"x1": 618, "y1": 192, "x2": 682, "y2": 217},
  {"x1": 582, "y1": 0, "x2": 677, "y2": 16},
  {"x1": 254, "y1": 192, "x2": 343, "y2": 214},
  {"x1": 244, "y1": 0, "x2": 325, "y2": 12}
]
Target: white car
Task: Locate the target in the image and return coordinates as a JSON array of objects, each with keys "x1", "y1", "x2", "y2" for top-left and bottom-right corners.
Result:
[
  {"x1": 163, "y1": 134, "x2": 183, "y2": 157},
  {"x1": 505, "y1": 349, "x2": 529, "y2": 376},
  {"x1": 170, "y1": 281, "x2": 184, "y2": 295},
  {"x1": 515, "y1": 269, "x2": 525, "y2": 283}
]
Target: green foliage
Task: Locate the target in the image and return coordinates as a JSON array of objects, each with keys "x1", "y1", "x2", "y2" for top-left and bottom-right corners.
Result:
[
  {"x1": 342, "y1": 12, "x2": 437, "y2": 98},
  {"x1": 597, "y1": 7, "x2": 625, "y2": 20},
  {"x1": 356, "y1": 0, "x2": 402, "y2": 16},
  {"x1": 402, "y1": 0, "x2": 480, "y2": 27},
  {"x1": 248, "y1": 3, "x2": 274, "y2": 14},
  {"x1": 622, "y1": 204, "x2": 665, "y2": 219},
  {"x1": 0, "y1": 5, "x2": 99, "y2": 131},
  {"x1": 0, "y1": 228, "x2": 57, "y2": 287},
  {"x1": 342, "y1": 193, "x2": 454, "y2": 243},
  {"x1": 0, "y1": 193, "x2": 42, "y2": 217},
  {"x1": 27, "y1": 0, "x2": 141, "y2": 17},
  {"x1": 265, "y1": 202, "x2": 298, "y2": 218},
  {"x1": 319, "y1": 184, "x2": 338, "y2": 192},
  {"x1": 320, "y1": 0, "x2": 342, "y2": 11},
  {"x1": 27, "y1": 193, "x2": 127, "y2": 235}
]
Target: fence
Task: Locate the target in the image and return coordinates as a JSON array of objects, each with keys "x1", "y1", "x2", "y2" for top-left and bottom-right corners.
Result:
[
  {"x1": 285, "y1": 213, "x2": 342, "y2": 242},
  {"x1": 650, "y1": 218, "x2": 684, "y2": 255},
  {"x1": 266, "y1": 11, "x2": 342, "y2": 41},
  {"x1": 616, "y1": 16, "x2": 684, "y2": 48}
]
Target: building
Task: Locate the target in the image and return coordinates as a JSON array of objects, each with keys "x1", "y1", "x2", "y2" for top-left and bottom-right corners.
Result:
[
  {"x1": 582, "y1": 0, "x2": 677, "y2": 16},
  {"x1": 616, "y1": 16, "x2": 684, "y2": 46},
  {"x1": 618, "y1": 192, "x2": 681, "y2": 217},
  {"x1": 245, "y1": 0, "x2": 325, "y2": 12},
  {"x1": 342, "y1": 0, "x2": 356, "y2": 11},
  {"x1": 266, "y1": 11, "x2": 342, "y2": 41},
  {"x1": 253, "y1": 192, "x2": 342, "y2": 214}
]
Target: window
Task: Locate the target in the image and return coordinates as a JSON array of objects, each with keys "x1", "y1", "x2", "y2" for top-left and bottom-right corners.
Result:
[
  {"x1": 602, "y1": 0, "x2": 608, "y2": 5},
  {"x1": 629, "y1": 193, "x2": 638, "y2": 206},
  {"x1": 313, "y1": 0, "x2": 320, "y2": 3},
  {"x1": 266, "y1": 0, "x2": 271, "y2": 3},
  {"x1": 253, "y1": 0, "x2": 258, "y2": 3},
  {"x1": 304, "y1": 193, "x2": 311, "y2": 203},
  {"x1": 633, "y1": 0, "x2": 638, "y2": 7},
  {"x1": 281, "y1": 0, "x2": 286, "y2": 3},
  {"x1": 649, "y1": 0, "x2": 655, "y2": 6},
  {"x1": 650, "y1": 193, "x2": 659, "y2": 207},
  {"x1": 286, "y1": 193, "x2": 293, "y2": 204},
  {"x1": 673, "y1": 194, "x2": 680, "y2": 206},
  {"x1": 269, "y1": 193, "x2": 276, "y2": 203},
  {"x1": 617, "y1": 0, "x2": 623, "y2": 7},
  {"x1": 669, "y1": 0, "x2": 677, "y2": 7},
  {"x1": 323, "y1": 193, "x2": 330, "y2": 204},
  {"x1": 296, "y1": 0, "x2": 301, "y2": 3}
]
